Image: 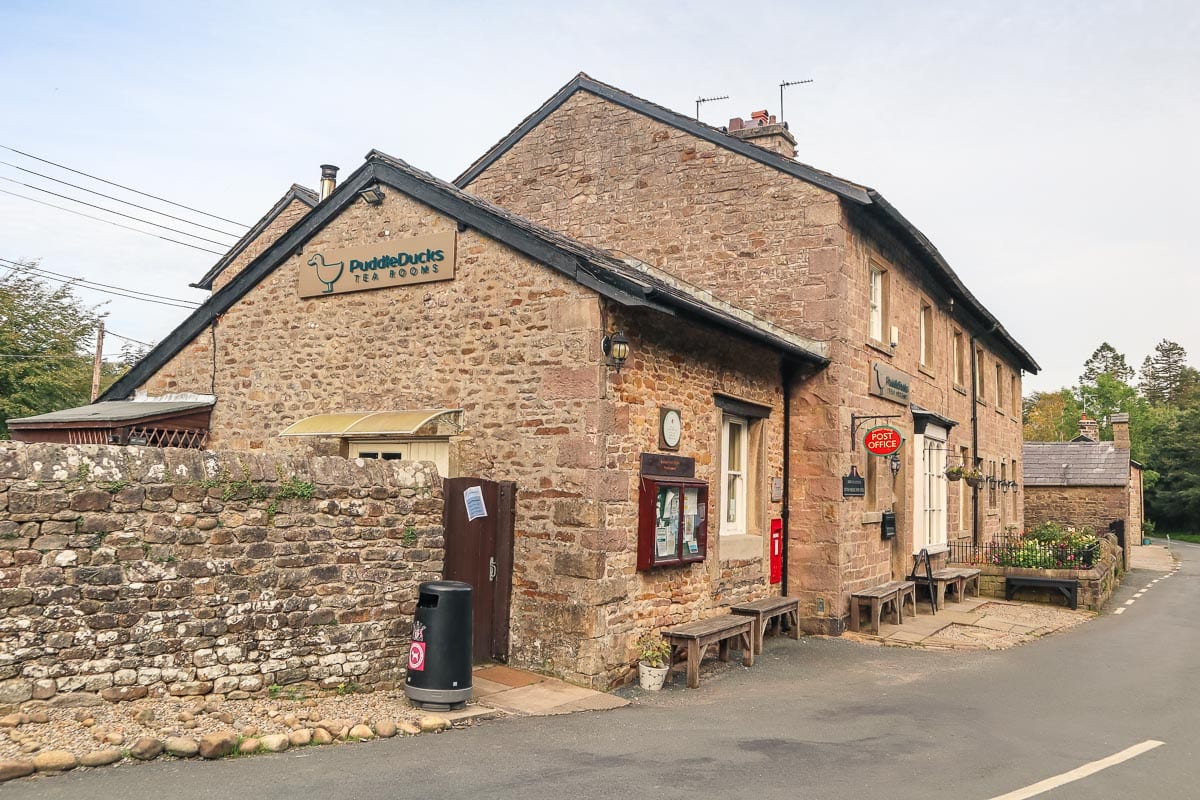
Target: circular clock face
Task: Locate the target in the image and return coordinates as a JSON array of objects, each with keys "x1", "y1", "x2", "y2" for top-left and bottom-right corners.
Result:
[{"x1": 662, "y1": 410, "x2": 682, "y2": 448}]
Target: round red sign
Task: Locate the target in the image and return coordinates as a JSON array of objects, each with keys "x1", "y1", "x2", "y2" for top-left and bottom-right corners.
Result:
[{"x1": 863, "y1": 425, "x2": 903, "y2": 456}]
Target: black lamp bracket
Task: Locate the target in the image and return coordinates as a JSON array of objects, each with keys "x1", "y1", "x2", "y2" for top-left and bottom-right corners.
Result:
[{"x1": 850, "y1": 414, "x2": 902, "y2": 451}]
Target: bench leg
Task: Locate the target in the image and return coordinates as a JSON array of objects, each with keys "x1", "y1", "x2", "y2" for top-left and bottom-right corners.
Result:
[
  {"x1": 936, "y1": 581, "x2": 948, "y2": 610},
  {"x1": 788, "y1": 608, "x2": 800, "y2": 640},
  {"x1": 741, "y1": 631, "x2": 754, "y2": 667},
  {"x1": 752, "y1": 614, "x2": 765, "y2": 655},
  {"x1": 964, "y1": 575, "x2": 980, "y2": 597},
  {"x1": 718, "y1": 638, "x2": 730, "y2": 662},
  {"x1": 869, "y1": 597, "x2": 882, "y2": 635},
  {"x1": 849, "y1": 598, "x2": 862, "y2": 632},
  {"x1": 888, "y1": 593, "x2": 901, "y2": 626},
  {"x1": 686, "y1": 639, "x2": 701, "y2": 689}
]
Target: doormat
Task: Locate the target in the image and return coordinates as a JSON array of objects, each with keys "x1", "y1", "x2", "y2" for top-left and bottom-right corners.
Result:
[{"x1": 474, "y1": 665, "x2": 543, "y2": 688}]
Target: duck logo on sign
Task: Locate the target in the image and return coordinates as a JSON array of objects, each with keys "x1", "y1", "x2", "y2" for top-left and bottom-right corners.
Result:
[{"x1": 864, "y1": 425, "x2": 903, "y2": 456}]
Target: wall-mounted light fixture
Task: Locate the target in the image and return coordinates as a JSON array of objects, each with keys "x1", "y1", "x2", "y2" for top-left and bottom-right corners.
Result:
[
  {"x1": 358, "y1": 184, "x2": 385, "y2": 206},
  {"x1": 888, "y1": 453, "x2": 902, "y2": 479},
  {"x1": 602, "y1": 331, "x2": 630, "y2": 372}
]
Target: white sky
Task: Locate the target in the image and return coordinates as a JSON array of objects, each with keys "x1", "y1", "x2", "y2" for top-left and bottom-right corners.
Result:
[{"x1": 1, "y1": 0, "x2": 1196, "y2": 393}]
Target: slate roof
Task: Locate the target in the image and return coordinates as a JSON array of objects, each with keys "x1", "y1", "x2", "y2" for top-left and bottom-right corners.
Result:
[
  {"x1": 99, "y1": 150, "x2": 828, "y2": 403},
  {"x1": 8, "y1": 401, "x2": 213, "y2": 425},
  {"x1": 1023, "y1": 442, "x2": 1130, "y2": 487},
  {"x1": 455, "y1": 72, "x2": 1039, "y2": 374},
  {"x1": 191, "y1": 184, "x2": 319, "y2": 290}
]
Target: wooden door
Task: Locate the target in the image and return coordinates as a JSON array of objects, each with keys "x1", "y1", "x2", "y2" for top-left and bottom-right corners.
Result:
[{"x1": 442, "y1": 477, "x2": 515, "y2": 662}]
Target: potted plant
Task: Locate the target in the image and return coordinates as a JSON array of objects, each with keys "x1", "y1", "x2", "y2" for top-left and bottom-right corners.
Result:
[
  {"x1": 945, "y1": 465, "x2": 966, "y2": 481},
  {"x1": 963, "y1": 469, "x2": 984, "y2": 488},
  {"x1": 636, "y1": 632, "x2": 672, "y2": 691}
]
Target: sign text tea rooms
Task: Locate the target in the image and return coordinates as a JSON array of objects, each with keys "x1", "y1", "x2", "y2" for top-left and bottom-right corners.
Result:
[{"x1": 299, "y1": 231, "x2": 456, "y2": 298}]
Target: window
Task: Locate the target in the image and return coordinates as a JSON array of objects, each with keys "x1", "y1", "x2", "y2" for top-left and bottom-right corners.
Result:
[
  {"x1": 920, "y1": 302, "x2": 934, "y2": 367},
  {"x1": 975, "y1": 348, "x2": 985, "y2": 399},
  {"x1": 914, "y1": 431, "x2": 948, "y2": 552},
  {"x1": 953, "y1": 331, "x2": 965, "y2": 386},
  {"x1": 348, "y1": 439, "x2": 452, "y2": 477},
  {"x1": 869, "y1": 265, "x2": 888, "y2": 343},
  {"x1": 958, "y1": 446, "x2": 970, "y2": 532},
  {"x1": 720, "y1": 415, "x2": 748, "y2": 535},
  {"x1": 1011, "y1": 375, "x2": 1020, "y2": 416},
  {"x1": 995, "y1": 364, "x2": 1003, "y2": 407},
  {"x1": 864, "y1": 454, "x2": 878, "y2": 511}
]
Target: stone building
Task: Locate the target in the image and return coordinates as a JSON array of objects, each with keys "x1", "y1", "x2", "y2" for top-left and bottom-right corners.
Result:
[
  {"x1": 1024, "y1": 413, "x2": 1144, "y2": 559},
  {"x1": 10, "y1": 74, "x2": 1038, "y2": 687}
]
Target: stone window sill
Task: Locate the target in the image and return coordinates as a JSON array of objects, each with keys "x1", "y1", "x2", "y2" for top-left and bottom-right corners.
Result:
[
  {"x1": 953, "y1": 384, "x2": 968, "y2": 396},
  {"x1": 865, "y1": 341, "x2": 895, "y2": 358},
  {"x1": 720, "y1": 533, "x2": 763, "y2": 561},
  {"x1": 919, "y1": 365, "x2": 936, "y2": 379}
]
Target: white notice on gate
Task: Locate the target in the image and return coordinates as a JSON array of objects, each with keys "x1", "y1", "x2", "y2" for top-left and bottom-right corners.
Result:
[{"x1": 464, "y1": 486, "x2": 488, "y2": 521}]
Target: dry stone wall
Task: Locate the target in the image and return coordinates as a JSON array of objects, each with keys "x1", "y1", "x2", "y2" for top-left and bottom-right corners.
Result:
[{"x1": 0, "y1": 442, "x2": 442, "y2": 710}]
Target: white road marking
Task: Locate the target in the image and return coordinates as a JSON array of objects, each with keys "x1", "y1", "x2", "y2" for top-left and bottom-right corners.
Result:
[
  {"x1": 1114, "y1": 608, "x2": 1126, "y2": 615},
  {"x1": 1124, "y1": 599, "x2": 1136, "y2": 606},
  {"x1": 989, "y1": 740, "x2": 1165, "y2": 800},
  {"x1": 1134, "y1": 592, "x2": 1146, "y2": 597}
]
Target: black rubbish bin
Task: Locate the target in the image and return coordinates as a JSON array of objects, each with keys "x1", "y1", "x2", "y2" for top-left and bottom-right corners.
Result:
[{"x1": 404, "y1": 580, "x2": 473, "y2": 710}]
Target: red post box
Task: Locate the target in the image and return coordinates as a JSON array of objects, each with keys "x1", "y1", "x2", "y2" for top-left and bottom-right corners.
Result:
[{"x1": 769, "y1": 518, "x2": 783, "y2": 584}]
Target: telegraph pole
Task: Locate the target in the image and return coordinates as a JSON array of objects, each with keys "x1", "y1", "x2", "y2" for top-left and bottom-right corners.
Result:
[{"x1": 90, "y1": 319, "x2": 104, "y2": 402}]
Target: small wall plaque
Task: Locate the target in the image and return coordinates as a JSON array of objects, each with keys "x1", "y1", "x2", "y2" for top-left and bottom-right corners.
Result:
[
  {"x1": 842, "y1": 466, "x2": 866, "y2": 498},
  {"x1": 640, "y1": 453, "x2": 696, "y2": 478},
  {"x1": 770, "y1": 477, "x2": 784, "y2": 502}
]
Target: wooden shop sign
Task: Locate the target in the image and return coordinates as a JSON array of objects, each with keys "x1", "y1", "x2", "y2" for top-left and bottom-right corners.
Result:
[{"x1": 299, "y1": 231, "x2": 456, "y2": 298}]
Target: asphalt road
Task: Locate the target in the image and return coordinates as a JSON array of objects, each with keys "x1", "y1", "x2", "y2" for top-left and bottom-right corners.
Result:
[{"x1": 7, "y1": 546, "x2": 1196, "y2": 800}]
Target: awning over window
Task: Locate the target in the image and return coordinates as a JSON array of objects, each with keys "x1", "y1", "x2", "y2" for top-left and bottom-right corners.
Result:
[{"x1": 278, "y1": 409, "x2": 461, "y2": 438}]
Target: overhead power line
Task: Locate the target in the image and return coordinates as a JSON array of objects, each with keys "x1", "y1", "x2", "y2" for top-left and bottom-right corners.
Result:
[
  {"x1": 0, "y1": 258, "x2": 201, "y2": 310},
  {"x1": 0, "y1": 188, "x2": 225, "y2": 255},
  {"x1": 0, "y1": 175, "x2": 233, "y2": 248},
  {"x1": 105, "y1": 330, "x2": 154, "y2": 348},
  {"x1": 0, "y1": 257, "x2": 202, "y2": 306},
  {"x1": 0, "y1": 143, "x2": 249, "y2": 228},
  {"x1": 0, "y1": 160, "x2": 242, "y2": 238}
]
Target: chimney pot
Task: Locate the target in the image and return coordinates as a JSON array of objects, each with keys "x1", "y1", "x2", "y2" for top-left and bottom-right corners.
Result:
[
  {"x1": 728, "y1": 117, "x2": 744, "y2": 131},
  {"x1": 319, "y1": 164, "x2": 339, "y2": 202}
]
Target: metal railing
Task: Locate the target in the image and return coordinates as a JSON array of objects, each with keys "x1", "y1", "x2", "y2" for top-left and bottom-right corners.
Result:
[{"x1": 948, "y1": 533, "x2": 1098, "y2": 570}]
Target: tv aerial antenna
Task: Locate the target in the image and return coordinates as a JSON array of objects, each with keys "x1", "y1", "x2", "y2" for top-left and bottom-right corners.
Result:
[
  {"x1": 779, "y1": 79, "x2": 814, "y2": 124},
  {"x1": 695, "y1": 94, "x2": 730, "y2": 121}
]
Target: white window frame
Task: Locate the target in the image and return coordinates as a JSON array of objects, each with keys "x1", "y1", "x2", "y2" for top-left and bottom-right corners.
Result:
[
  {"x1": 869, "y1": 267, "x2": 884, "y2": 342},
  {"x1": 920, "y1": 302, "x2": 933, "y2": 367},
  {"x1": 913, "y1": 428, "x2": 948, "y2": 554},
  {"x1": 720, "y1": 415, "x2": 748, "y2": 536}
]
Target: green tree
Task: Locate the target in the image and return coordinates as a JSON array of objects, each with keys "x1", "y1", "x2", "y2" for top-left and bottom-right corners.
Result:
[
  {"x1": 1023, "y1": 389, "x2": 1083, "y2": 442},
  {"x1": 1139, "y1": 339, "x2": 1189, "y2": 406},
  {"x1": 1145, "y1": 406, "x2": 1200, "y2": 532},
  {"x1": 0, "y1": 261, "x2": 105, "y2": 438},
  {"x1": 1080, "y1": 342, "x2": 1134, "y2": 385}
]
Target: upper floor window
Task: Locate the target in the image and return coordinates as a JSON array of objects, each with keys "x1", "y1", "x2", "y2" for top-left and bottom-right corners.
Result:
[
  {"x1": 920, "y1": 302, "x2": 934, "y2": 367},
  {"x1": 995, "y1": 363, "x2": 1003, "y2": 407},
  {"x1": 975, "y1": 348, "x2": 985, "y2": 398},
  {"x1": 953, "y1": 330, "x2": 965, "y2": 386},
  {"x1": 1011, "y1": 374, "x2": 1020, "y2": 415},
  {"x1": 869, "y1": 265, "x2": 888, "y2": 343}
]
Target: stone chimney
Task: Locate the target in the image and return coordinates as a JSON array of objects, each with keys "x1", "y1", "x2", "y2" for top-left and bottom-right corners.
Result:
[
  {"x1": 1110, "y1": 412, "x2": 1130, "y2": 450},
  {"x1": 319, "y1": 164, "x2": 339, "y2": 201},
  {"x1": 727, "y1": 110, "x2": 797, "y2": 158},
  {"x1": 1077, "y1": 414, "x2": 1099, "y2": 442}
]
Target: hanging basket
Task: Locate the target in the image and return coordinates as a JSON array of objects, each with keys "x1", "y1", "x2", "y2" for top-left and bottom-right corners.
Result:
[{"x1": 965, "y1": 476, "x2": 983, "y2": 489}]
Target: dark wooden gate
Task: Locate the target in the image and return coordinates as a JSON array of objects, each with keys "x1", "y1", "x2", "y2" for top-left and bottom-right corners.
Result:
[{"x1": 442, "y1": 477, "x2": 516, "y2": 663}]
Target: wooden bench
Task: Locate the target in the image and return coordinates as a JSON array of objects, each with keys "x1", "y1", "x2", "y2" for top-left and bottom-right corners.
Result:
[
  {"x1": 910, "y1": 550, "x2": 977, "y2": 613},
  {"x1": 849, "y1": 580, "x2": 917, "y2": 635},
  {"x1": 730, "y1": 596, "x2": 800, "y2": 654},
  {"x1": 1005, "y1": 575, "x2": 1079, "y2": 610},
  {"x1": 947, "y1": 567, "x2": 982, "y2": 598},
  {"x1": 664, "y1": 615, "x2": 754, "y2": 689}
]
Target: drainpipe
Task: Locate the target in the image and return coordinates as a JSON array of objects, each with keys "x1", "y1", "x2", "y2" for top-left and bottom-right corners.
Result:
[{"x1": 781, "y1": 360, "x2": 795, "y2": 596}]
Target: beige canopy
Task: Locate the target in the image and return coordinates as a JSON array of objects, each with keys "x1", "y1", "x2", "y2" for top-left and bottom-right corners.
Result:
[{"x1": 278, "y1": 409, "x2": 461, "y2": 437}]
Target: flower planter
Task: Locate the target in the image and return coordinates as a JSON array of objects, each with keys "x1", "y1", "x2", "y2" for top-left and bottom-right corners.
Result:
[
  {"x1": 945, "y1": 472, "x2": 962, "y2": 482},
  {"x1": 965, "y1": 476, "x2": 982, "y2": 488},
  {"x1": 638, "y1": 661, "x2": 669, "y2": 691}
]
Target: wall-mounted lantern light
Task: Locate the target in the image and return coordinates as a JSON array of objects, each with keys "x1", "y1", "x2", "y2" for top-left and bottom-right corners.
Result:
[
  {"x1": 888, "y1": 453, "x2": 902, "y2": 479},
  {"x1": 602, "y1": 331, "x2": 630, "y2": 372},
  {"x1": 358, "y1": 184, "x2": 386, "y2": 206}
]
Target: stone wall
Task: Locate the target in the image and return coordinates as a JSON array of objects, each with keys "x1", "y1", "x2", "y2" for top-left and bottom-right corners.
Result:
[
  {"x1": 1024, "y1": 485, "x2": 1128, "y2": 535},
  {"x1": 134, "y1": 184, "x2": 790, "y2": 688},
  {"x1": 462, "y1": 88, "x2": 1028, "y2": 632},
  {"x1": 970, "y1": 533, "x2": 1123, "y2": 612},
  {"x1": 0, "y1": 442, "x2": 442, "y2": 710}
]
